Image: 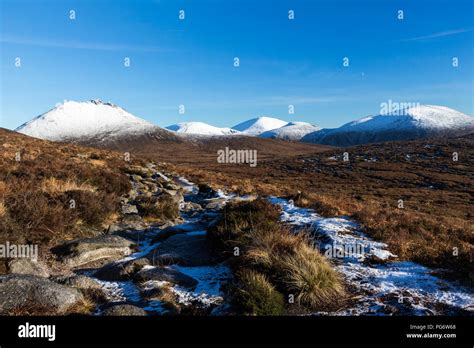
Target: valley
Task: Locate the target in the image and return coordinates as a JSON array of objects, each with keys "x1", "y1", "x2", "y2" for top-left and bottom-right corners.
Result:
[{"x1": 1, "y1": 100, "x2": 473, "y2": 316}]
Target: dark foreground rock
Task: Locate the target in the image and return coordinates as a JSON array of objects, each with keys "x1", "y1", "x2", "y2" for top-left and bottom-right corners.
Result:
[
  {"x1": 94, "y1": 257, "x2": 150, "y2": 281},
  {"x1": 0, "y1": 274, "x2": 84, "y2": 314},
  {"x1": 51, "y1": 235, "x2": 135, "y2": 267},
  {"x1": 150, "y1": 223, "x2": 207, "y2": 244},
  {"x1": 134, "y1": 266, "x2": 198, "y2": 289},
  {"x1": 146, "y1": 234, "x2": 219, "y2": 267},
  {"x1": 102, "y1": 303, "x2": 147, "y2": 316}
]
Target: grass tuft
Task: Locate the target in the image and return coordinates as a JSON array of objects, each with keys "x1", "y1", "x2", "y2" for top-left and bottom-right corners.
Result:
[{"x1": 209, "y1": 199, "x2": 345, "y2": 313}]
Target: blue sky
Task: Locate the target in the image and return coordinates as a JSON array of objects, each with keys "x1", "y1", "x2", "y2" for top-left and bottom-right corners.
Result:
[{"x1": 1, "y1": 0, "x2": 473, "y2": 130}]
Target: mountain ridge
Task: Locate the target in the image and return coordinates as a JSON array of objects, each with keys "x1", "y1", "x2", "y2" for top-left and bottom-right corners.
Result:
[{"x1": 14, "y1": 101, "x2": 473, "y2": 147}]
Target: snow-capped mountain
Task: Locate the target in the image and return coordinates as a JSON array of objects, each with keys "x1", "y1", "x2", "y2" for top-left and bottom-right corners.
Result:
[
  {"x1": 166, "y1": 122, "x2": 240, "y2": 136},
  {"x1": 302, "y1": 105, "x2": 474, "y2": 146},
  {"x1": 15, "y1": 102, "x2": 472, "y2": 147},
  {"x1": 260, "y1": 122, "x2": 321, "y2": 141},
  {"x1": 232, "y1": 116, "x2": 288, "y2": 135},
  {"x1": 15, "y1": 100, "x2": 173, "y2": 144}
]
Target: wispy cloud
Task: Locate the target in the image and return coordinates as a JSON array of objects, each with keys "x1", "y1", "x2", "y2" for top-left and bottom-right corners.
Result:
[
  {"x1": 0, "y1": 35, "x2": 177, "y2": 52},
  {"x1": 399, "y1": 28, "x2": 474, "y2": 42}
]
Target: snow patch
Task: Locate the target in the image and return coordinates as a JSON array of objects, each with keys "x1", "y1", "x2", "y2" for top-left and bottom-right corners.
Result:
[
  {"x1": 270, "y1": 197, "x2": 474, "y2": 315},
  {"x1": 232, "y1": 116, "x2": 288, "y2": 135},
  {"x1": 16, "y1": 99, "x2": 158, "y2": 141},
  {"x1": 166, "y1": 122, "x2": 239, "y2": 136}
]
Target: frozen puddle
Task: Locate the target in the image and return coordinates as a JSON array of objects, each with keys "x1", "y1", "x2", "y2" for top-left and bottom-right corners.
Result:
[{"x1": 269, "y1": 197, "x2": 474, "y2": 315}]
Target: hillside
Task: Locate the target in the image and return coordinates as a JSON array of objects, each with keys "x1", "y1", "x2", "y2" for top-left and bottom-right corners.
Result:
[
  {"x1": 166, "y1": 134, "x2": 474, "y2": 284},
  {"x1": 15, "y1": 100, "x2": 177, "y2": 146},
  {"x1": 232, "y1": 116, "x2": 288, "y2": 135},
  {"x1": 303, "y1": 105, "x2": 474, "y2": 146},
  {"x1": 0, "y1": 128, "x2": 133, "y2": 249}
]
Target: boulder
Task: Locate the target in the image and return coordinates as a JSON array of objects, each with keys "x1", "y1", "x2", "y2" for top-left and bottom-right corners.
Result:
[
  {"x1": 147, "y1": 234, "x2": 219, "y2": 267},
  {"x1": 151, "y1": 223, "x2": 206, "y2": 244},
  {"x1": 8, "y1": 258, "x2": 50, "y2": 278},
  {"x1": 0, "y1": 274, "x2": 84, "y2": 314},
  {"x1": 107, "y1": 219, "x2": 147, "y2": 234},
  {"x1": 94, "y1": 257, "x2": 150, "y2": 281},
  {"x1": 52, "y1": 274, "x2": 102, "y2": 290},
  {"x1": 163, "y1": 191, "x2": 184, "y2": 205},
  {"x1": 120, "y1": 214, "x2": 144, "y2": 224},
  {"x1": 51, "y1": 235, "x2": 135, "y2": 268},
  {"x1": 180, "y1": 201, "x2": 203, "y2": 212},
  {"x1": 121, "y1": 204, "x2": 139, "y2": 215},
  {"x1": 112, "y1": 229, "x2": 150, "y2": 243},
  {"x1": 102, "y1": 303, "x2": 147, "y2": 316},
  {"x1": 130, "y1": 174, "x2": 143, "y2": 182},
  {"x1": 198, "y1": 183, "x2": 217, "y2": 198},
  {"x1": 204, "y1": 198, "x2": 228, "y2": 210},
  {"x1": 134, "y1": 266, "x2": 198, "y2": 289}
]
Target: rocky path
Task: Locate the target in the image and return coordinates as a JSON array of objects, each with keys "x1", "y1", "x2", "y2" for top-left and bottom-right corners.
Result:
[{"x1": 80, "y1": 168, "x2": 239, "y2": 315}]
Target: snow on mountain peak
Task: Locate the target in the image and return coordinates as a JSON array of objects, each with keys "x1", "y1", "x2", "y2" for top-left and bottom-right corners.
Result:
[
  {"x1": 232, "y1": 116, "x2": 288, "y2": 135},
  {"x1": 302, "y1": 104, "x2": 474, "y2": 146},
  {"x1": 402, "y1": 105, "x2": 474, "y2": 129},
  {"x1": 15, "y1": 100, "x2": 157, "y2": 141},
  {"x1": 165, "y1": 122, "x2": 240, "y2": 136},
  {"x1": 341, "y1": 104, "x2": 474, "y2": 131},
  {"x1": 260, "y1": 121, "x2": 321, "y2": 140}
]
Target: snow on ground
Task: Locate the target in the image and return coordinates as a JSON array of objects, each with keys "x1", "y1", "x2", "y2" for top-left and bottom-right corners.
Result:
[
  {"x1": 173, "y1": 264, "x2": 231, "y2": 297},
  {"x1": 176, "y1": 176, "x2": 199, "y2": 194},
  {"x1": 91, "y1": 176, "x2": 232, "y2": 314},
  {"x1": 90, "y1": 173, "x2": 473, "y2": 316},
  {"x1": 93, "y1": 278, "x2": 142, "y2": 304},
  {"x1": 269, "y1": 197, "x2": 474, "y2": 315}
]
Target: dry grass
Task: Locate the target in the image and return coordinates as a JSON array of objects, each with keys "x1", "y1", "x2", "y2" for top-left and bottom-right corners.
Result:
[
  {"x1": 0, "y1": 128, "x2": 133, "y2": 247},
  {"x1": 163, "y1": 135, "x2": 473, "y2": 284},
  {"x1": 275, "y1": 242, "x2": 344, "y2": 308},
  {"x1": 234, "y1": 269, "x2": 285, "y2": 315},
  {"x1": 7, "y1": 295, "x2": 95, "y2": 316},
  {"x1": 136, "y1": 194, "x2": 180, "y2": 222},
  {"x1": 0, "y1": 201, "x2": 6, "y2": 218},
  {"x1": 65, "y1": 295, "x2": 97, "y2": 315},
  {"x1": 40, "y1": 177, "x2": 96, "y2": 195}
]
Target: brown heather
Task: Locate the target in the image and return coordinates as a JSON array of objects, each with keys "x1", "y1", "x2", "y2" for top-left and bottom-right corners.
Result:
[{"x1": 126, "y1": 134, "x2": 473, "y2": 285}]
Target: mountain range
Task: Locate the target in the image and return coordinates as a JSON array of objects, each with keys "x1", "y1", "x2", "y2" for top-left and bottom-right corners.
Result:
[{"x1": 14, "y1": 100, "x2": 474, "y2": 147}]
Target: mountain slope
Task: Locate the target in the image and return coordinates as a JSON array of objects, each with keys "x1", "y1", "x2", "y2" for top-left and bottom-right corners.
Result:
[
  {"x1": 15, "y1": 100, "x2": 175, "y2": 144},
  {"x1": 232, "y1": 116, "x2": 288, "y2": 135},
  {"x1": 260, "y1": 122, "x2": 321, "y2": 141},
  {"x1": 166, "y1": 122, "x2": 239, "y2": 136},
  {"x1": 302, "y1": 105, "x2": 474, "y2": 146}
]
